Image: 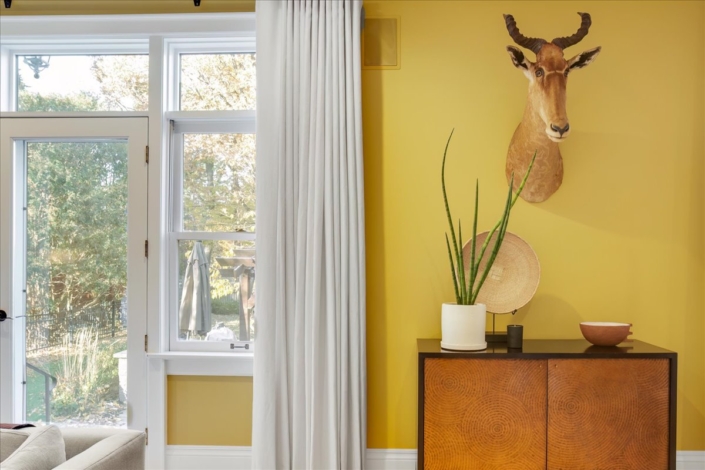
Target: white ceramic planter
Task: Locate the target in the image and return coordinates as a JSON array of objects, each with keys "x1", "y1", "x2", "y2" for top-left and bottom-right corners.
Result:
[{"x1": 441, "y1": 303, "x2": 487, "y2": 351}]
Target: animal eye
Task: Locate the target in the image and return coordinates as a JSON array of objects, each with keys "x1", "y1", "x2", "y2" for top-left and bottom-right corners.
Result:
[
  {"x1": 564, "y1": 69, "x2": 570, "y2": 77},
  {"x1": 535, "y1": 69, "x2": 544, "y2": 78}
]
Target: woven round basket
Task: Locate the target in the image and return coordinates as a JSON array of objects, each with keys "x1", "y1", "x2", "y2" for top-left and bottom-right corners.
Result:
[{"x1": 462, "y1": 231, "x2": 540, "y2": 314}]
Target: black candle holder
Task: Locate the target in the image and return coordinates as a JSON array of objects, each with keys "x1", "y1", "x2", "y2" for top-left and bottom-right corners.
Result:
[{"x1": 507, "y1": 324, "x2": 523, "y2": 349}]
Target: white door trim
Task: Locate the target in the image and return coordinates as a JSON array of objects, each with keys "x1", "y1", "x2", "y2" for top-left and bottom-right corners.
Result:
[
  {"x1": 0, "y1": 117, "x2": 149, "y2": 429},
  {"x1": 0, "y1": 124, "x2": 25, "y2": 423}
]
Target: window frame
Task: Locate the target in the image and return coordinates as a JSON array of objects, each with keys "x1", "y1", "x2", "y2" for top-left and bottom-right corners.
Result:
[
  {"x1": 166, "y1": 38, "x2": 255, "y2": 113},
  {"x1": 0, "y1": 117, "x2": 150, "y2": 429},
  {"x1": 165, "y1": 39, "x2": 257, "y2": 353},
  {"x1": 0, "y1": 14, "x2": 257, "y2": 468},
  {"x1": 0, "y1": 12, "x2": 256, "y2": 469},
  {"x1": 0, "y1": 13, "x2": 257, "y2": 356},
  {"x1": 1, "y1": 40, "x2": 150, "y2": 113},
  {"x1": 168, "y1": 119, "x2": 257, "y2": 352}
]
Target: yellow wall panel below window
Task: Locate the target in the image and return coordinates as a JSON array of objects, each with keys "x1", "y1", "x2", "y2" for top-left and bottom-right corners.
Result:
[{"x1": 167, "y1": 376, "x2": 252, "y2": 446}]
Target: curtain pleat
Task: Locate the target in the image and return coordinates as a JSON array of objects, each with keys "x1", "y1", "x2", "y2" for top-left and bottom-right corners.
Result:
[{"x1": 253, "y1": 0, "x2": 366, "y2": 468}]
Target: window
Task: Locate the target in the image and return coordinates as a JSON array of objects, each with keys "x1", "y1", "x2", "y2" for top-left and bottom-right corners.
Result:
[
  {"x1": 17, "y1": 54, "x2": 149, "y2": 112},
  {"x1": 1, "y1": 33, "x2": 153, "y2": 431},
  {"x1": 0, "y1": 14, "x2": 257, "y2": 432},
  {"x1": 167, "y1": 42, "x2": 257, "y2": 352},
  {"x1": 180, "y1": 53, "x2": 255, "y2": 111},
  {"x1": 1, "y1": 117, "x2": 149, "y2": 428}
]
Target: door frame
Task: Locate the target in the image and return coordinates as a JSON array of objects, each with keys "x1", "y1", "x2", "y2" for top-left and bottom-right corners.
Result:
[{"x1": 0, "y1": 116, "x2": 149, "y2": 429}]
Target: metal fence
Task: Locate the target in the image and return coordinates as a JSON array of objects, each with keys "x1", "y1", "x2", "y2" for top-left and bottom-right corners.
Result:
[{"x1": 26, "y1": 301, "x2": 125, "y2": 352}]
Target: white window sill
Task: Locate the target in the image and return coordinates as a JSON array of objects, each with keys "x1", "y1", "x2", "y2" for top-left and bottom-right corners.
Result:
[{"x1": 147, "y1": 352, "x2": 253, "y2": 376}]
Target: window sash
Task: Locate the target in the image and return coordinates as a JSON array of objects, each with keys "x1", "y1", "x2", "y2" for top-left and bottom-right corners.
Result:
[
  {"x1": 169, "y1": 118, "x2": 256, "y2": 234},
  {"x1": 166, "y1": 39, "x2": 255, "y2": 113},
  {"x1": 168, "y1": 117, "x2": 256, "y2": 352},
  {"x1": 167, "y1": 234, "x2": 255, "y2": 353},
  {"x1": 1, "y1": 41, "x2": 149, "y2": 112}
]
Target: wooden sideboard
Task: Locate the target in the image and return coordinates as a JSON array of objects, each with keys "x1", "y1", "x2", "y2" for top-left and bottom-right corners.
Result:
[{"x1": 417, "y1": 339, "x2": 677, "y2": 469}]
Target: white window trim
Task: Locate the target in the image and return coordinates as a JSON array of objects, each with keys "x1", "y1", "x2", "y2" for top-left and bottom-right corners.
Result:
[
  {"x1": 0, "y1": 135, "x2": 26, "y2": 423},
  {"x1": 166, "y1": 39, "x2": 257, "y2": 352},
  {"x1": 0, "y1": 112, "x2": 150, "y2": 118},
  {"x1": 148, "y1": 352, "x2": 254, "y2": 376},
  {"x1": 0, "y1": 14, "x2": 257, "y2": 470},
  {"x1": 0, "y1": 13, "x2": 255, "y2": 39},
  {"x1": 0, "y1": 40, "x2": 149, "y2": 113}
]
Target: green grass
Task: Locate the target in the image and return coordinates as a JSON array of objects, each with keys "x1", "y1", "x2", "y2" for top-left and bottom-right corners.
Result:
[
  {"x1": 26, "y1": 357, "x2": 61, "y2": 422},
  {"x1": 26, "y1": 334, "x2": 126, "y2": 424},
  {"x1": 211, "y1": 296, "x2": 239, "y2": 316}
]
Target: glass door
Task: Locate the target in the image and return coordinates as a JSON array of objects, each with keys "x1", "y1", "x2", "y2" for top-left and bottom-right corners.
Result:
[{"x1": 0, "y1": 118, "x2": 148, "y2": 430}]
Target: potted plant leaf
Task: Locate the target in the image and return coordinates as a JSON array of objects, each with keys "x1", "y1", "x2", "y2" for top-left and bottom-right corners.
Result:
[{"x1": 441, "y1": 130, "x2": 535, "y2": 351}]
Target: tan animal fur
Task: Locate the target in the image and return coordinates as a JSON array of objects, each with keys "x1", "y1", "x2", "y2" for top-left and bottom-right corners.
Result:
[{"x1": 504, "y1": 14, "x2": 601, "y2": 203}]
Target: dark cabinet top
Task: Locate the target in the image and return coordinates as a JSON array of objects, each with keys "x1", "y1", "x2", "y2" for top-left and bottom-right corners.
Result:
[{"x1": 417, "y1": 338, "x2": 676, "y2": 359}]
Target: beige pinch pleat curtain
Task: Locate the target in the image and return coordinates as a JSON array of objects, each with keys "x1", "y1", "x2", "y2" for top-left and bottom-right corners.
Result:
[{"x1": 252, "y1": 0, "x2": 367, "y2": 469}]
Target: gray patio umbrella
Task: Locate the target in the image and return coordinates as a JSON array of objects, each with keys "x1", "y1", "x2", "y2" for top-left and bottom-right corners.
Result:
[{"x1": 178, "y1": 241, "x2": 212, "y2": 337}]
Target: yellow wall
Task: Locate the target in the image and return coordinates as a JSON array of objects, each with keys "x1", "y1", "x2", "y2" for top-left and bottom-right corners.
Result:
[
  {"x1": 0, "y1": 0, "x2": 255, "y2": 16},
  {"x1": 167, "y1": 376, "x2": 252, "y2": 446},
  {"x1": 5, "y1": 0, "x2": 703, "y2": 453},
  {"x1": 363, "y1": 0, "x2": 705, "y2": 451}
]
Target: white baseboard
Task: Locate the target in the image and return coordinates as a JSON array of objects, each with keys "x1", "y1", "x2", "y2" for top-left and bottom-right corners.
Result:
[
  {"x1": 678, "y1": 451, "x2": 705, "y2": 470},
  {"x1": 165, "y1": 446, "x2": 252, "y2": 470},
  {"x1": 365, "y1": 449, "x2": 416, "y2": 470},
  {"x1": 165, "y1": 446, "x2": 704, "y2": 470}
]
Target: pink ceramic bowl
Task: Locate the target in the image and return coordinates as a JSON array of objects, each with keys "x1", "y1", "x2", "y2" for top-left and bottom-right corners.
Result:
[{"x1": 580, "y1": 322, "x2": 632, "y2": 346}]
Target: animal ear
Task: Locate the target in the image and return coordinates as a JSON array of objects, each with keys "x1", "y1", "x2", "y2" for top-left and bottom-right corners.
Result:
[
  {"x1": 506, "y1": 45, "x2": 532, "y2": 71},
  {"x1": 567, "y1": 46, "x2": 601, "y2": 70}
]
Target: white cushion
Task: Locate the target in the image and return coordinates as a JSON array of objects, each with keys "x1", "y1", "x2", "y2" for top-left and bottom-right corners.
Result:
[
  {"x1": 0, "y1": 429, "x2": 33, "y2": 463},
  {"x1": 0, "y1": 425, "x2": 66, "y2": 470}
]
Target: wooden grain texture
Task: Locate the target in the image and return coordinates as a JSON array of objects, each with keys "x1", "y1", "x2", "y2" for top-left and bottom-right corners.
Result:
[
  {"x1": 424, "y1": 358, "x2": 546, "y2": 470},
  {"x1": 547, "y1": 358, "x2": 669, "y2": 470}
]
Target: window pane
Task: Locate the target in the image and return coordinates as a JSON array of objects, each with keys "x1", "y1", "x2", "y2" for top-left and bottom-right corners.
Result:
[
  {"x1": 17, "y1": 55, "x2": 148, "y2": 112},
  {"x1": 25, "y1": 141, "x2": 128, "y2": 427},
  {"x1": 180, "y1": 53, "x2": 256, "y2": 110},
  {"x1": 182, "y1": 133, "x2": 255, "y2": 232},
  {"x1": 177, "y1": 240, "x2": 255, "y2": 343}
]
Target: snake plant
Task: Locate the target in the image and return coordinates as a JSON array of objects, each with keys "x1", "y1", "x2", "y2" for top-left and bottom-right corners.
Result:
[{"x1": 442, "y1": 130, "x2": 536, "y2": 305}]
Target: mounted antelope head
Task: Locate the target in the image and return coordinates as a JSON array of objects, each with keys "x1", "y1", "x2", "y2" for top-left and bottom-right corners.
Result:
[{"x1": 504, "y1": 13, "x2": 601, "y2": 202}]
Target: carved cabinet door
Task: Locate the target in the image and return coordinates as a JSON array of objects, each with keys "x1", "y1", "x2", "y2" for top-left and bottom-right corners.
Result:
[
  {"x1": 547, "y1": 358, "x2": 670, "y2": 470},
  {"x1": 423, "y1": 358, "x2": 547, "y2": 469}
]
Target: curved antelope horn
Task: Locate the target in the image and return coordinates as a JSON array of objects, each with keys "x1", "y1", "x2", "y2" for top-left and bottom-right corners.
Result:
[
  {"x1": 503, "y1": 14, "x2": 546, "y2": 54},
  {"x1": 552, "y1": 12, "x2": 593, "y2": 49}
]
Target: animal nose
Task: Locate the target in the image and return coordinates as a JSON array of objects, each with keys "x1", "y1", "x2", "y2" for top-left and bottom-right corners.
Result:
[{"x1": 550, "y1": 123, "x2": 570, "y2": 136}]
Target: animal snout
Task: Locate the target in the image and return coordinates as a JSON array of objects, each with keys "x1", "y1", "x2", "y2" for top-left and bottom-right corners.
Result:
[{"x1": 550, "y1": 123, "x2": 570, "y2": 136}]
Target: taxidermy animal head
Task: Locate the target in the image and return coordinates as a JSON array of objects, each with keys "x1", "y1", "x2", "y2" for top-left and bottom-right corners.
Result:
[{"x1": 504, "y1": 12, "x2": 601, "y2": 203}]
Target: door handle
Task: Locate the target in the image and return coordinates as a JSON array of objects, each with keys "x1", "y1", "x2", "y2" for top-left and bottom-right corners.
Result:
[{"x1": 0, "y1": 310, "x2": 24, "y2": 322}]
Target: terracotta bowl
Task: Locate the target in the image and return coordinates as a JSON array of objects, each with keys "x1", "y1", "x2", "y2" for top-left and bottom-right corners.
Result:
[{"x1": 579, "y1": 322, "x2": 632, "y2": 347}]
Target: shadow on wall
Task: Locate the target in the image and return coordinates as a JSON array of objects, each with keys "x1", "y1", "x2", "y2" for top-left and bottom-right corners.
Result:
[
  {"x1": 533, "y1": 130, "x2": 679, "y2": 242},
  {"x1": 514, "y1": 294, "x2": 582, "y2": 339},
  {"x1": 679, "y1": 394, "x2": 705, "y2": 447},
  {"x1": 363, "y1": 66, "x2": 389, "y2": 443}
]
